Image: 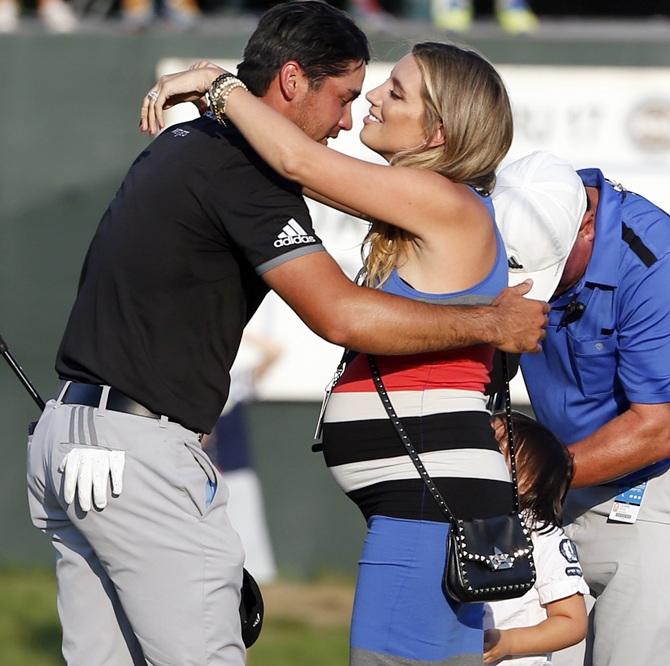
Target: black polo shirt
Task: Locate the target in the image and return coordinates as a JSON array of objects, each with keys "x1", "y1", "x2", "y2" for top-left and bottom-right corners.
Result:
[{"x1": 56, "y1": 115, "x2": 323, "y2": 433}]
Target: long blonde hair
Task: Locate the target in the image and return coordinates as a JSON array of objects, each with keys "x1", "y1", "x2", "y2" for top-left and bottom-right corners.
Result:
[{"x1": 361, "y1": 42, "x2": 513, "y2": 288}]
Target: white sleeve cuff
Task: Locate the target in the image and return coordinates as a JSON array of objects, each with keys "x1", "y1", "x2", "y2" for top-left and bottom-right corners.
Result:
[{"x1": 538, "y1": 578, "x2": 591, "y2": 606}]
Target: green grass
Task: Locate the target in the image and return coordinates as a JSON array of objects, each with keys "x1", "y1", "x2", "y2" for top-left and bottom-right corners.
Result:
[
  {"x1": 250, "y1": 619, "x2": 348, "y2": 665},
  {"x1": 0, "y1": 569, "x2": 350, "y2": 665},
  {"x1": 0, "y1": 569, "x2": 63, "y2": 666}
]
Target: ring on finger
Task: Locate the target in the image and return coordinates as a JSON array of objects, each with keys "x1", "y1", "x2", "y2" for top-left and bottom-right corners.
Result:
[{"x1": 146, "y1": 90, "x2": 159, "y2": 101}]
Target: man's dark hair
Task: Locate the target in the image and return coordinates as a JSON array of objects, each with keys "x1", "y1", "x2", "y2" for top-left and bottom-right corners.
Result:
[{"x1": 237, "y1": 0, "x2": 370, "y2": 96}]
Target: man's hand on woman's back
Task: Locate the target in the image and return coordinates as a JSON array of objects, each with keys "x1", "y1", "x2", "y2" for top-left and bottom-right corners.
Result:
[{"x1": 491, "y1": 280, "x2": 550, "y2": 354}]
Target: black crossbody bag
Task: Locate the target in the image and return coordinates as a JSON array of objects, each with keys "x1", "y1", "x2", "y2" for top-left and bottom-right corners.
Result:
[{"x1": 367, "y1": 353, "x2": 536, "y2": 604}]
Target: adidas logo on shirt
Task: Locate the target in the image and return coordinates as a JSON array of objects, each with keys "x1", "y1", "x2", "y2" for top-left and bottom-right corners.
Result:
[{"x1": 273, "y1": 219, "x2": 316, "y2": 248}]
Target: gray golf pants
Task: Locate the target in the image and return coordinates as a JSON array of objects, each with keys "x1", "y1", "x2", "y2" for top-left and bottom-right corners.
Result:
[
  {"x1": 27, "y1": 392, "x2": 246, "y2": 666},
  {"x1": 553, "y1": 469, "x2": 670, "y2": 666}
]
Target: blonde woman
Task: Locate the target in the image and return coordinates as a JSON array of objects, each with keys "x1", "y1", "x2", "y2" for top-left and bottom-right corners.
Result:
[{"x1": 143, "y1": 42, "x2": 516, "y2": 664}]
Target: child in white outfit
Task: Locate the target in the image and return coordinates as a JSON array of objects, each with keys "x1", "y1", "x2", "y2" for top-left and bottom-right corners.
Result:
[{"x1": 485, "y1": 412, "x2": 589, "y2": 665}]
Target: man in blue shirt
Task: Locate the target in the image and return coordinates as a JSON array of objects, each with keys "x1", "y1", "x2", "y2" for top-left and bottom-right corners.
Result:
[{"x1": 495, "y1": 151, "x2": 670, "y2": 666}]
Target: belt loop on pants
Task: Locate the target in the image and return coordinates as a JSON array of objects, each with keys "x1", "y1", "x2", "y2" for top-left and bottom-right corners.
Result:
[
  {"x1": 55, "y1": 380, "x2": 72, "y2": 408},
  {"x1": 96, "y1": 385, "x2": 111, "y2": 418}
]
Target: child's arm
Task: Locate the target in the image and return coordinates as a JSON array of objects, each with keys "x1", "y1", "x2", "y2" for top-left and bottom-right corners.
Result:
[{"x1": 483, "y1": 593, "x2": 587, "y2": 664}]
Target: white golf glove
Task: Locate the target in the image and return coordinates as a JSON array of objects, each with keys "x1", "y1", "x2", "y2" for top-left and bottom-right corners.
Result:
[{"x1": 58, "y1": 448, "x2": 125, "y2": 512}]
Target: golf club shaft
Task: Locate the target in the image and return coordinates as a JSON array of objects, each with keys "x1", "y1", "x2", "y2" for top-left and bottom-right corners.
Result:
[{"x1": 0, "y1": 335, "x2": 46, "y2": 410}]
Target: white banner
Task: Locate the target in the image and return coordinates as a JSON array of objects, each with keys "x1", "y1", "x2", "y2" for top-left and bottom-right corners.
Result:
[{"x1": 158, "y1": 59, "x2": 670, "y2": 402}]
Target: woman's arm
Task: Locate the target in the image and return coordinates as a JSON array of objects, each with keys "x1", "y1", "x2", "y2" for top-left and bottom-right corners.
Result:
[
  {"x1": 222, "y1": 86, "x2": 473, "y2": 240},
  {"x1": 483, "y1": 594, "x2": 587, "y2": 664},
  {"x1": 140, "y1": 67, "x2": 476, "y2": 241},
  {"x1": 303, "y1": 188, "x2": 370, "y2": 222}
]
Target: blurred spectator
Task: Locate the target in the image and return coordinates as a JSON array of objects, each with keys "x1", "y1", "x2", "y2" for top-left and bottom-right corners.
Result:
[
  {"x1": 243, "y1": 0, "x2": 394, "y2": 25},
  {"x1": 201, "y1": 332, "x2": 281, "y2": 584},
  {"x1": 0, "y1": 0, "x2": 78, "y2": 32},
  {"x1": 431, "y1": 0, "x2": 538, "y2": 33},
  {"x1": 348, "y1": 0, "x2": 393, "y2": 22},
  {"x1": 122, "y1": 0, "x2": 201, "y2": 29}
]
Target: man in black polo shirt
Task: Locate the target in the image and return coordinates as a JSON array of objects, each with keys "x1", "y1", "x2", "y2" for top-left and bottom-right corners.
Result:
[{"x1": 26, "y1": 3, "x2": 548, "y2": 664}]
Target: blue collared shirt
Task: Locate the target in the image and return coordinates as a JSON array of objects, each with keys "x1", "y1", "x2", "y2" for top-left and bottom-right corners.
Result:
[{"x1": 521, "y1": 168, "x2": 670, "y2": 485}]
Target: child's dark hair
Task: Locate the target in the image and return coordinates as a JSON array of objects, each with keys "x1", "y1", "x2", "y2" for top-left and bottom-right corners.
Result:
[{"x1": 494, "y1": 411, "x2": 574, "y2": 533}]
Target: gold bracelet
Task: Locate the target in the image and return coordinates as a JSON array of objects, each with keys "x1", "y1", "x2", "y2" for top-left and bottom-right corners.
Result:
[
  {"x1": 207, "y1": 73, "x2": 236, "y2": 123},
  {"x1": 208, "y1": 74, "x2": 248, "y2": 124}
]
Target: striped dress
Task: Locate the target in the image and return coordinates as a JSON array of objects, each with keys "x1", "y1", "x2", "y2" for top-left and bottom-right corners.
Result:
[{"x1": 321, "y1": 196, "x2": 513, "y2": 666}]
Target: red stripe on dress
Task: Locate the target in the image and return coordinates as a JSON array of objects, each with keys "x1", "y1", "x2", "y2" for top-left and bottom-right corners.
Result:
[{"x1": 333, "y1": 347, "x2": 494, "y2": 394}]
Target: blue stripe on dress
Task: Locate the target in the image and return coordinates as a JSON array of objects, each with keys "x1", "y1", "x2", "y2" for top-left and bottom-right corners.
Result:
[{"x1": 350, "y1": 516, "x2": 483, "y2": 664}]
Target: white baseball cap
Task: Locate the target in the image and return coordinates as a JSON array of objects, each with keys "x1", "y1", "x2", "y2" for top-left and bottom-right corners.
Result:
[{"x1": 493, "y1": 151, "x2": 587, "y2": 301}]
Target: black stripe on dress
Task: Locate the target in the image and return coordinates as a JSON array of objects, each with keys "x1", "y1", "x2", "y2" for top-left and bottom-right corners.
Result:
[
  {"x1": 322, "y1": 411, "x2": 498, "y2": 467},
  {"x1": 348, "y1": 477, "x2": 514, "y2": 522}
]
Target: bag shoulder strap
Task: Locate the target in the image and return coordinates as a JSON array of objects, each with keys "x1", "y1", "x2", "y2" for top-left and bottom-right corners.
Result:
[
  {"x1": 367, "y1": 353, "x2": 520, "y2": 520},
  {"x1": 500, "y1": 353, "x2": 521, "y2": 513}
]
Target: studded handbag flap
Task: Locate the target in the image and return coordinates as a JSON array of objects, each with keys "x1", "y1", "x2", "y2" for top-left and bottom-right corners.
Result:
[{"x1": 446, "y1": 513, "x2": 535, "y2": 603}]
